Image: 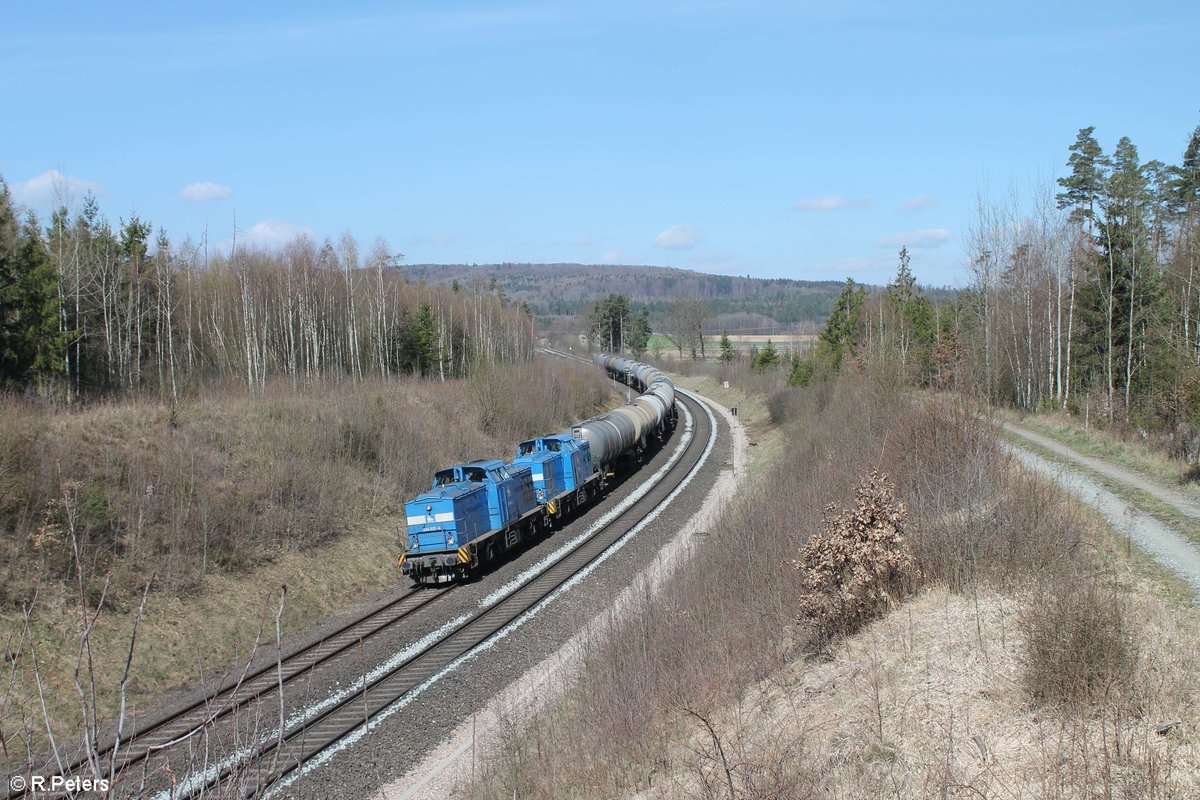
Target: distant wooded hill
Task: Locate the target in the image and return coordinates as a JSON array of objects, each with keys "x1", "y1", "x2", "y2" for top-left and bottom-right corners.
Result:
[{"x1": 399, "y1": 263, "x2": 862, "y2": 326}]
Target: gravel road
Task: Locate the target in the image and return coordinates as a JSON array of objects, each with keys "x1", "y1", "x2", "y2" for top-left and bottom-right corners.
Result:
[
  {"x1": 1003, "y1": 425, "x2": 1200, "y2": 598},
  {"x1": 1004, "y1": 422, "x2": 1200, "y2": 521}
]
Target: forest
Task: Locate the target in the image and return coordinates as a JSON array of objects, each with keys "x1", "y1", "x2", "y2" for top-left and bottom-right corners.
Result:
[
  {"x1": 400, "y1": 262, "x2": 863, "y2": 325},
  {"x1": 0, "y1": 185, "x2": 535, "y2": 401},
  {"x1": 774, "y1": 121, "x2": 1200, "y2": 450}
]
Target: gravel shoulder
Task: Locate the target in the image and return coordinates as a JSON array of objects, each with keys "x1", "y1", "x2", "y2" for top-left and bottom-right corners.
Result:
[
  {"x1": 1003, "y1": 426, "x2": 1200, "y2": 598},
  {"x1": 371, "y1": 390, "x2": 749, "y2": 800},
  {"x1": 264, "y1": 390, "x2": 732, "y2": 799}
]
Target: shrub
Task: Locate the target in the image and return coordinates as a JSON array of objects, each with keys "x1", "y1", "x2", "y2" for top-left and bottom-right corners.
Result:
[
  {"x1": 885, "y1": 400, "x2": 1085, "y2": 590},
  {"x1": 792, "y1": 470, "x2": 919, "y2": 645},
  {"x1": 1022, "y1": 575, "x2": 1140, "y2": 710}
]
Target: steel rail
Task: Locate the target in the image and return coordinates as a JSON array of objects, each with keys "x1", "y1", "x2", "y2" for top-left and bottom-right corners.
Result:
[
  {"x1": 196, "y1": 391, "x2": 712, "y2": 799},
  {"x1": 9, "y1": 586, "x2": 454, "y2": 799}
]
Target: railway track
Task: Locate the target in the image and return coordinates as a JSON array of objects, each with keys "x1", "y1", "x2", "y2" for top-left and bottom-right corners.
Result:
[
  {"x1": 180, "y1": 390, "x2": 715, "y2": 798},
  {"x1": 8, "y1": 586, "x2": 454, "y2": 799},
  {"x1": 10, "y1": 354, "x2": 713, "y2": 799}
]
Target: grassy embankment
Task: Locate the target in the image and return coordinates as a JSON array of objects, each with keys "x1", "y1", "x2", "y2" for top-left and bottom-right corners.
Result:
[
  {"x1": 0, "y1": 360, "x2": 611, "y2": 760},
  {"x1": 468, "y1": 365, "x2": 1200, "y2": 799}
]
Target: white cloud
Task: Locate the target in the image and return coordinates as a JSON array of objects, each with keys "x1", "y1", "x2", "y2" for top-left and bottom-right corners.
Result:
[
  {"x1": 240, "y1": 220, "x2": 312, "y2": 249},
  {"x1": 653, "y1": 224, "x2": 704, "y2": 250},
  {"x1": 900, "y1": 194, "x2": 937, "y2": 211},
  {"x1": 180, "y1": 181, "x2": 232, "y2": 202},
  {"x1": 793, "y1": 196, "x2": 869, "y2": 212},
  {"x1": 875, "y1": 228, "x2": 952, "y2": 249},
  {"x1": 11, "y1": 169, "x2": 101, "y2": 209}
]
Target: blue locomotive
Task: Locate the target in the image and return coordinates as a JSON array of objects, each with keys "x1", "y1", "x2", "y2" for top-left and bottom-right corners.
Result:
[{"x1": 398, "y1": 355, "x2": 677, "y2": 584}]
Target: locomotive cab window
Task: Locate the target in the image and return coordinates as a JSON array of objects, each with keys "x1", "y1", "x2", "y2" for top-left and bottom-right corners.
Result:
[
  {"x1": 433, "y1": 469, "x2": 456, "y2": 487},
  {"x1": 463, "y1": 467, "x2": 487, "y2": 483}
]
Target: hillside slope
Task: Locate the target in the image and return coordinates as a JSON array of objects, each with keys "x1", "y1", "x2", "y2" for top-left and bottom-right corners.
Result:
[{"x1": 398, "y1": 263, "x2": 853, "y2": 325}]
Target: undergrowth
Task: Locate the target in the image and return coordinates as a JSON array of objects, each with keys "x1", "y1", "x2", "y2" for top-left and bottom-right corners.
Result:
[{"x1": 467, "y1": 368, "x2": 1192, "y2": 800}]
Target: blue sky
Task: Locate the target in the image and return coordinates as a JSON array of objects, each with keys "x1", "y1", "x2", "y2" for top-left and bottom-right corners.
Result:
[{"x1": 3, "y1": 1, "x2": 1197, "y2": 286}]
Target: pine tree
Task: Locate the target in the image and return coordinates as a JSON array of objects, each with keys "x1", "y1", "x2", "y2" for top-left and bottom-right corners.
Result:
[
  {"x1": 1171, "y1": 124, "x2": 1200, "y2": 216},
  {"x1": 15, "y1": 214, "x2": 63, "y2": 382},
  {"x1": 0, "y1": 179, "x2": 23, "y2": 385},
  {"x1": 752, "y1": 339, "x2": 779, "y2": 371},
  {"x1": 626, "y1": 307, "x2": 650, "y2": 357},
  {"x1": 0, "y1": 192, "x2": 63, "y2": 388},
  {"x1": 719, "y1": 330, "x2": 735, "y2": 363},
  {"x1": 1056, "y1": 126, "x2": 1107, "y2": 230},
  {"x1": 817, "y1": 277, "x2": 866, "y2": 370},
  {"x1": 588, "y1": 293, "x2": 630, "y2": 352}
]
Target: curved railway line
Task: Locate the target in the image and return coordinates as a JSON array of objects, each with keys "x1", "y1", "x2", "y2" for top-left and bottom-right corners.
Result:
[
  {"x1": 7, "y1": 587, "x2": 455, "y2": 799},
  {"x1": 10, "y1": 356, "x2": 717, "y2": 799},
  {"x1": 197, "y1": 390, "x2": 714, "y2": 799}
]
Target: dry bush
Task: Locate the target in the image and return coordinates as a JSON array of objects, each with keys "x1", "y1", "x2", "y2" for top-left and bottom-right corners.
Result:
[
  {"x1": 0, "y1": 360, "x2": 609, "y2": 609},
  {"x1": 792, "y1": 470, "x2": 918, "y2": 646},
  {"x1": 1022, "y1": 574, "x2": 1141, "y2": 711},
  {"x1": 884, "y1": 398, "x2": 1085, "y2": 590},
  {"x1": 471, "y1": 372, "x2": 907, "y2": 799}
]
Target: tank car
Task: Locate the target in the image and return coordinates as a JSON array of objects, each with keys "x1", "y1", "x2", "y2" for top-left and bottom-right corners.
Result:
[{"x1": 398, "y1": 355, "x2": 676, "y2": 585}]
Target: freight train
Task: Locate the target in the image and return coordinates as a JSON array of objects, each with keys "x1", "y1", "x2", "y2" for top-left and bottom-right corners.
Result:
[{"x1": 398, "y1": 354, "x2": 677, "y2": 584}]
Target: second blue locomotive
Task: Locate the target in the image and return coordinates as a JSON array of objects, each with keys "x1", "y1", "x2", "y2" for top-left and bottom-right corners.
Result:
[{"x1": 398, "y1": 355, "x2": 677, "y2": 584}]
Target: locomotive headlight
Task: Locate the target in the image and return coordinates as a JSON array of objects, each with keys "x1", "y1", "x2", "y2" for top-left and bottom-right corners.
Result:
[
  {"x1": 426, "y1": 504, "x2": 432, "y2": 512},
  {"x1": 447, "y1": 535, "x2": 455, "y2": 545}
]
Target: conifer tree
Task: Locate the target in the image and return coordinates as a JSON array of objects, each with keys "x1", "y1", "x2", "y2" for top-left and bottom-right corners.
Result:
[
  {"x1": 817, "y1": 277, "x2": 866, "y2": 370},
  {"x1": 719, "y1": 330, "x2": 735, "y2": 363},
  {"x1": 752, "y1": 339, "x2": 779, "y2": 371},
  {"x1": 626, "y1": 307, "x2": 650, "y2": 358},
  {"x1": 1056, "y1": 126, "x2": 1107, "y2": 231}
]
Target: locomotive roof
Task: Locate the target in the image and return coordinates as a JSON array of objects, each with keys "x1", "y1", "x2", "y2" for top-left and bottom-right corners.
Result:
[{"x1": 411, "y1": 482, "x2": 483, "y2": 503}]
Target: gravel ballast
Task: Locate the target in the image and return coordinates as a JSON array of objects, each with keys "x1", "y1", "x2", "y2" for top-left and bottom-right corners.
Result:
[{"x1": 264, "y1": 391, "x2": 738, "y2": 799}]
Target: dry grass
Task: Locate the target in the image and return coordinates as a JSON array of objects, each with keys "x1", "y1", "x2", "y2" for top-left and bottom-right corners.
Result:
[
  {"x1": 466, "y1": 368, "x2": 1193, "y2": 800},
  {"x1": 637, "y1": 583, "x2": 1199, "y2": 799},
  {"x1": 0, "y1": 360, "x2": 611, "y2": 761}
]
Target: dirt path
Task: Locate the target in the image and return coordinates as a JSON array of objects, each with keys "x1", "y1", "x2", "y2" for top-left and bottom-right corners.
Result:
[
  {"x1": 1003, "y1": 423, "x2": 1200, "y2": 597},
  {"x1": 1003, "y1": 422, "x2": 1200, "y2": 521}
]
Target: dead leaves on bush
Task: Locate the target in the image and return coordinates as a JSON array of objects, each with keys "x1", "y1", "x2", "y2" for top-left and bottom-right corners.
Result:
[{"x1": 792, "y1": 469, "x2": 919, "y2": 645}]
